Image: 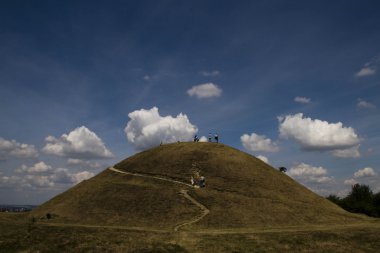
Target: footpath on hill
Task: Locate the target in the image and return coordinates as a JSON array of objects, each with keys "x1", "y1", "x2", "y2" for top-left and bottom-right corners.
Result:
[{"x1": 108, "y1": 167, "x2": 210, "y2": 231}]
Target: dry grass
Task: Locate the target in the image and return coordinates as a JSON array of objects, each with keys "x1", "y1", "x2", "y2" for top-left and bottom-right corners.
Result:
[
  {"x1": 1, "y1": 213, "x2": 380, "y2": 253},
  {"x1": 114, "y1": 142, "x2": 369, "y2": 228},
  {"x1": 32, "y1": 142, "x2": 370, "y2": 229}
]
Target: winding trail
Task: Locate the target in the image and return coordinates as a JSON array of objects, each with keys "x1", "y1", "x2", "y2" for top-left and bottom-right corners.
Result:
[
  {"x1": 174, "y1": 190, "x2": 210, "y2": 231},
  {"x1": 109, "y1": 167, "x2": 192, "y2": 187},
  {"x1": 108, "y1": 167, "x2": 209, "y2": 231}
]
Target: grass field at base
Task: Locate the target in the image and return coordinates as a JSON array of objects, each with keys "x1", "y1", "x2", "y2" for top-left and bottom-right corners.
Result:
[{"x1": 1, "y1": 213, "x2": 380, "y2": 253}]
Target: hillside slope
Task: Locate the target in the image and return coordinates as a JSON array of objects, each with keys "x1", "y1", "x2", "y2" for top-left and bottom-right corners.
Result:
[{"x1": 32, "y1": 142, "x2": 368, "y2": 230}]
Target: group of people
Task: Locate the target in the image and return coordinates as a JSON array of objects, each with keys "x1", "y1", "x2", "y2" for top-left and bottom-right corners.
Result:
[
  {"x1": 190, "y1": 175, "x2": 206, "y2": 188},
  {"x1": 193, "y1": 133, "x2": 219, "y2": 143}
]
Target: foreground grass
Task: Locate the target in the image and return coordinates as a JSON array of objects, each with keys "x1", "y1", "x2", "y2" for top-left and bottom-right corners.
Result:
[{"x1": 1, "y1": 213, "x2": 380, "y2": 253}]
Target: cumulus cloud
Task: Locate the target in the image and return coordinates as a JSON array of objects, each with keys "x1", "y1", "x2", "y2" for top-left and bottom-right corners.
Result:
[
  {"x1": 200, "y1": 70, "x2": 220, "y2": 77},
  {"x1": 357, "y1": 99, "x2": 376, "y2": 109},
  {"x1": 0, "y1": 137, "x2": 38, "y2": 158},
  {"x1": 8, "y1": 161, "x2": 95, "y2": 189},
  {"x1": 70, "y1": 171, "x2": 95, "y2": 184},
  {"x1": 67, "y1": 158, "x2": 102, "y2": 169},
  {"x1": 257, "y1": 155, "x2": 269, "y2": 164},
  {"x1": 187, "y1": 83, "x2": 222, "y2": 99},
  {"x1": 0, "y1": 175, "x2": 23, "y2": 188},
  {"x1": 278, "y1": 113, "x2": 360, "y2": 155},
  {"x1": 288, "y1": 163, "x2": 334, "y2": 184},
  {"x1": 331, "y1": 145, "x2": 360, "y2": 158},
  {"x1": 344, "y1": 178, "x2": 358, "y2": 186},
  {"x1": 294, "y1": 96, "x2": 311, "y2": 104},
  {"x1": 241, "y1": 133, "x2": 279, "y2": 152},
  {"x1": 42, "y1": 126, "x2": 114, "y2": 159},
  {"x1": 354, "y1": 167, "x2": 376, "y2": 178},
  {"x1": 199, "y1": 136, "x2": 208, "y2": 142},
  {"x1": 124, "y1": 107, "x2": 198, "y2": 150},
  {"x1": 355, "y1": 56, "x2": 379, "y2": 77},
  {"x1": 16, "y1": 161, "x2": 52, "y2": 173},
  {"x1": 355, "y1": 67, "x2": 376, "y2": 77}
]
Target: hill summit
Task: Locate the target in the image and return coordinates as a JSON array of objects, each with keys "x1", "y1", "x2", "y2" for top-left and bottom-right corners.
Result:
[{"x1": 32, "y1": 142, "x2": 366, "y2": 230}]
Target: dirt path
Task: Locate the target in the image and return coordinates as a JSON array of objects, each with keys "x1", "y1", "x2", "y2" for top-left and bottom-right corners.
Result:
[
  {"x1": 109, "y1": 167, "x2": 193, "y2": 187},
  {"x1": 38, "y1": 221, "x2": 380, "y2": 235},
  {"x1": 108, "y1": 167, "x2": 209, "y2": 231},
  {"x1": 174, "y1": 190, "x2": 210, "y2": 231}
]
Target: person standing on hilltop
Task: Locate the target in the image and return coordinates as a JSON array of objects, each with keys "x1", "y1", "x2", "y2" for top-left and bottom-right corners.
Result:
[
  {"x1": 214, "y1": 133, "x2": 219, "y2": 143},
  {"x1": 208, "y1": 133, "x2": 212, "y2": 142}
]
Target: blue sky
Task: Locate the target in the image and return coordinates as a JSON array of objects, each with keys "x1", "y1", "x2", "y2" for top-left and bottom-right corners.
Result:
[{"x1": 1, "y1": 0, "x2": 380, "y2": 204}]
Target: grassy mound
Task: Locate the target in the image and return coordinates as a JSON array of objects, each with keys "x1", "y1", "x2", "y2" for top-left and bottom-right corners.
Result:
[{"x1": 31, "y1": 142, "x2": 369, "y2": 229}]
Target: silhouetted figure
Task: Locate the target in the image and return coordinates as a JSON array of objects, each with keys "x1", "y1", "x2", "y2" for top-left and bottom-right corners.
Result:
[
  {"x1": 208, "y1": 133, "x2": 212, "y2": 142},
  {"x1": 199, "y1": 176, "x2": 206, "y2": 188},
  {"x1": 214, "y1": 133, "x2": 219, "y2": 143},
  {"x1": 194, "y1": 135, "x2": 199, "y2": 142}
]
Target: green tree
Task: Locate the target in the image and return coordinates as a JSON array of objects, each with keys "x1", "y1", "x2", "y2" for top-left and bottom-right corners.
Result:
[
  {"x1": 373, "y1": 192, "x2": 380, "y2": 217},
  {"x1": 343, "y1": 184, "x2": 374, "y2": 216},
  {"x1": 326, "y1": 194, "x2": 341, "y2": 206}
]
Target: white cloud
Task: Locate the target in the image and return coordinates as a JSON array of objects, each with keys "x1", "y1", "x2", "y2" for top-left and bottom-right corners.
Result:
[
  {"x1": 10, "y1": 161, "x2": 95, "y2": 189},
  {"x1": 355, "y1": 56, "x2": 379, "y2": 77},
  {"x1": 355, "y1": 67, "x2": 376, "y2": 77},
  {"x1": 241, "y1": 133, "x2": 279, "y2": 152},
  {"x1": 0, "y1": 137, "x2": 38, "y2": 158},
  {"x1": 187, "y1": 83, "x2": 222, "y2": 99},
  {"x1": 70, "y1": 171, "x2": 95, "y2": 184},
  {"x1": 0, "y1": 175, "x2": 22, "y2": 188},
  {"x1": 67, "y1": 158, "x2": 102, "y2": 169},
  {"x1": 200, "y1": 70, "x2": 220, "y2": 77},
  {"x1": 257, "y1": 155, "x2": 269, "y2": 164},
  {"x1": 294, "y1": 96, "x2": 311, "y2": 104},
  {"x1": 143, "y1": 75, "x2": 151, "y2": 80},
  {"x1": 288, "y1": 163, "x2": 327, "y2": 177},
  {"x1": 357, "y1": 99, "x2": 376, "y2": 109},
  {"x1": 16, "y1": 161, "x2": 52, "y2": 173},
  {"x1": 354, "y1": 167, "x2": 376, "y2": 178},
  {"x1": 344, "y1": 178, "x2": 358, "y2": 186},
  {"x1": 42, "y1": 126, "x2": 114, "y2": 159},
  {"x1": 199, "y1": 136, "x2": 208, "y2": 142},
  {"x1": 279, "y1": 113, "x2": 360, "y2": 154},
  {"x1": 331, "y1": 145, "x2": 360, "y2": 158},
  {"x1": 124, "y1": 107, "x2": 198, "y2": 150},
  {"x1": 288, "y1": 163, "x2": 334, "y2": 184}
]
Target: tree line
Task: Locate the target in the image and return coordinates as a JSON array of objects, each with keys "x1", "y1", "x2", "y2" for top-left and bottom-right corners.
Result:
[{"x1": 327, "y1": 184, "x2": 380, "y2": 218}]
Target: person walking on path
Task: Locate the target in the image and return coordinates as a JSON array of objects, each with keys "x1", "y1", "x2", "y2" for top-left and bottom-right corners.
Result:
[{"x1": 214, "y1": 133, "x2": 219, "y2": 143}]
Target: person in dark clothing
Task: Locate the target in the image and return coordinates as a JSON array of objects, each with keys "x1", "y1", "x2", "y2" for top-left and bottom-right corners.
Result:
[
  {"x1": 199, "y1": 176, "x2": 206, "y2": 188},
  {"x1": 214, "y1": 133, "x2": 219, "y2": 143},
  {"x1": 208, "y1": 133, "x2": 212, "y2": 142},
  {"x1": 194, "y1": 135, "x2": 199, "y2": 142}
]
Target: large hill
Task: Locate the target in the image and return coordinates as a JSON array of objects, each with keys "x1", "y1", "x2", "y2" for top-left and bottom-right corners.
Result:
[{"x1": 31, "y1": 142, "x2": 368, "y2": 231}]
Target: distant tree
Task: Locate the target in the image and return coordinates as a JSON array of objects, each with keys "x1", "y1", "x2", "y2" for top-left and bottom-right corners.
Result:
[
  {"x1": 326, "y1": 194, "x2": 342, "y2": 206},
  {"x1": 373, "y1": 192, "x2": 380, "y2": 217},
  {"x1": 279, "y1": 167, "x2": 287, "y2": 173},
  {"x1": 326, "y1": 184, "x2": 380, "y2": 218},
  {"x1": 348, "y1": 184, "x2": 373, "y2": 202},
  {"x1": 344, "y1": 184, "x2": 374, "y2": 216}
]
